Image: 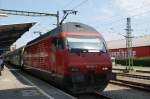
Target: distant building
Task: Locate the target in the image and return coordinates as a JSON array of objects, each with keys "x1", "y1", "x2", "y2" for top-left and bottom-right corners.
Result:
[{"x1": 107, "y1": 35, "x2": 150, "y2": 58}]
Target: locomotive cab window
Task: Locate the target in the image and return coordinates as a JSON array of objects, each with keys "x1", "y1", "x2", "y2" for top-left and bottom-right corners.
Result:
[{"x1": 66, "y1": 35, "x2": 106, "y2": 53}]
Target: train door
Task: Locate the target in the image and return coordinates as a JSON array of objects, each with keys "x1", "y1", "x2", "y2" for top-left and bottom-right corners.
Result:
[
  {"x1": 51, "y1": 38, "x2": 65, "y2": 75},
  {"x1": 55, "y1": 38, "x2": 65, "y2": 74},
  {"x1": 51, "y1": 38, "x2": 57, "y2": 74}
]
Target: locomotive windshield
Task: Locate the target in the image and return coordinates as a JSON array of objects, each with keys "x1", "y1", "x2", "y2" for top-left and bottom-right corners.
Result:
[{"x1": 66, "y1": 35, "x2": 106, "y2": 52}]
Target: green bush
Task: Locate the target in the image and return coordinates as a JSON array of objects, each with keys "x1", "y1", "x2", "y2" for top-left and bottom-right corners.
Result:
[{"x1": 115, "y1": 57, "x2": 150, "y2": 67}]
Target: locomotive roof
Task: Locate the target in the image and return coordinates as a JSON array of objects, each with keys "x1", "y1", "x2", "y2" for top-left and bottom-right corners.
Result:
[
  {"x1": 27, "y1": 22, "x2": 99, "y2": 45},
  {"x1": 61, "y1": 22, "x2": 98, "y2": 33}
]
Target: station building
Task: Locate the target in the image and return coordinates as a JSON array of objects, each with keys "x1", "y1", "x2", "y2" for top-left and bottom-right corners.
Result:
[{"x1": 107, "y1": 35, "x2": 150, "y2": 58}]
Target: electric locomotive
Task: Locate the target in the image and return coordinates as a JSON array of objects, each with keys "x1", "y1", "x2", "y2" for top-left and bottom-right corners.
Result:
[{"x1": 8, "y1": 22, "x2": 112, "y2": 93}]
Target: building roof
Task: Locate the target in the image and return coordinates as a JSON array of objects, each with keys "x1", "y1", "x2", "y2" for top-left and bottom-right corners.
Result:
[
  {"x1": 0, "y1": 22, "x2": 35, "y2": 50},
  {"x1": 107, "y1": 35, "x2": 150, "y2": 49}
]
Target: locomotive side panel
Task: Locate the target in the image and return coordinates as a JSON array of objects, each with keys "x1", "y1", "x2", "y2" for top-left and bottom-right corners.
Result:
[{"x1": 23, "y1": 37, "x2": 52, "y2": 71}]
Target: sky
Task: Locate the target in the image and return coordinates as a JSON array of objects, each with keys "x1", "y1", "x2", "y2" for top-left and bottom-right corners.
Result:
[{"x1": 0, "y1": 0, "x2": 150, "y2": 48}]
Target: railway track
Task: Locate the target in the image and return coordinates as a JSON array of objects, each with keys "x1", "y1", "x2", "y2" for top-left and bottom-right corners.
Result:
[
  {"x1": 75, "y1": 78, "x2": 150, "y2": 99},
  {"x1": 110, "y1": 79, "x2": 150, "y2": 92},
  {"x1": 73, "y1": 71, "x2": 150, "y2": 99},
  {"x1": 113, "y1": 68, "x2": 150, "y2": 74},
  {"x1": 114, "y1": 72, "x2": 150, "y2": 80},
  {"x1": 111, "y1": 72, "x2": 150, "y2": 92}
]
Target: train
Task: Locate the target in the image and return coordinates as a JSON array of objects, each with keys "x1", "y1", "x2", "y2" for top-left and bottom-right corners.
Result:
[
  {"x1": 4, "y1": 47, "x2": 24, "y2": 67},
  {"x1": 4, "y1": 22, "x2": 112, "y2": 93}
]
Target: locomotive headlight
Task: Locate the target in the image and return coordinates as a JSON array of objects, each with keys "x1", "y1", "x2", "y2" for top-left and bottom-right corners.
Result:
[
  {"x1": 71, "y1": 67, "x2": 79, "y2": 72},
  {"x1": 102, "y1": 67, "x2": 108, "y2": 70}
]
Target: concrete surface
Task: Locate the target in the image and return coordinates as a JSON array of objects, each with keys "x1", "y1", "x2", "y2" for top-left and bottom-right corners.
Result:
[
  {"x1": 0, "y1": 66, "x2": 76, "y2": 99},
  {"x1": 100, "y1": 83, "x2": 150, "y2": 99}
]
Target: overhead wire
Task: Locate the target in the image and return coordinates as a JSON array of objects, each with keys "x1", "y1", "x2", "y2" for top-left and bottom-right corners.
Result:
[
  {"x1": 100, "y1": 7, "x2": 150, "y2": 32},
  {"x1": 60, "y1": 0, "x2": 88, "y2": 10},
  {"x1": 105, "y1": 9, "x2": 150, "y2": 38},
  {"x1": 61, "y1": 0, "x2": 150, "y2": 36},
  {"x1": 111, "y1": 2, "x2": 150, "y2": 21},
  {"x1": 72, "y1": 0, "x2": 88, "y2": 10},
  {"x1": 58, "y1": 0, "x2": 89, "y2": 23},
  {"x1": 98, "y1": 2, "x2": 150, "y2": 29},
  {"x1": 60, "y1": 0, "x2": 75, "y2": 10}
]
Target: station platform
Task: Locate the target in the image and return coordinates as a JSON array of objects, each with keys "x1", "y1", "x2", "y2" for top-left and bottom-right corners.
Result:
[{"x1": 0, "y1": 65, "x2": 76, "y2": 99}]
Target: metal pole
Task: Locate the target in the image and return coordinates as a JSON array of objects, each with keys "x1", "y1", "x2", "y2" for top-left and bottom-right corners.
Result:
[
  {"x1": 125, "y1": 17, "x2": 133, "y2": 72},
  {"x1": 57, "y1": 11, "x2": 59, "y2": 26},
  {"x1": 0, "y1": 9, "x2": 57, "y2": 17}
]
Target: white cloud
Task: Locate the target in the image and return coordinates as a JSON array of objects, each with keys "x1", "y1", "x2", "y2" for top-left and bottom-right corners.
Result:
[{"x1": 115, "y1": 0, "x2": 150, "y2": 16}]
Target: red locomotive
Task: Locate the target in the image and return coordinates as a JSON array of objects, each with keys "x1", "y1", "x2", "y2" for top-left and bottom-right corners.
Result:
[{"x1": 6, "y1": 22, "x2": 112, "y2": 93}]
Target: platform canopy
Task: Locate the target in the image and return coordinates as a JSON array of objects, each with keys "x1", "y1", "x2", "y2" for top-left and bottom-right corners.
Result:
[{"x1": 0, "y1": 22, "x2": 35, "y2": 50}]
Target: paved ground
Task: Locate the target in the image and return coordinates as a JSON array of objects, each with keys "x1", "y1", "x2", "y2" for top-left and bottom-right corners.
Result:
[
  {"x1": 100, "y1": 83, "x2": 150, "y2": 99},
  {"x1": 0, "y1": 66, "x2": 76, "y2": 99}
]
